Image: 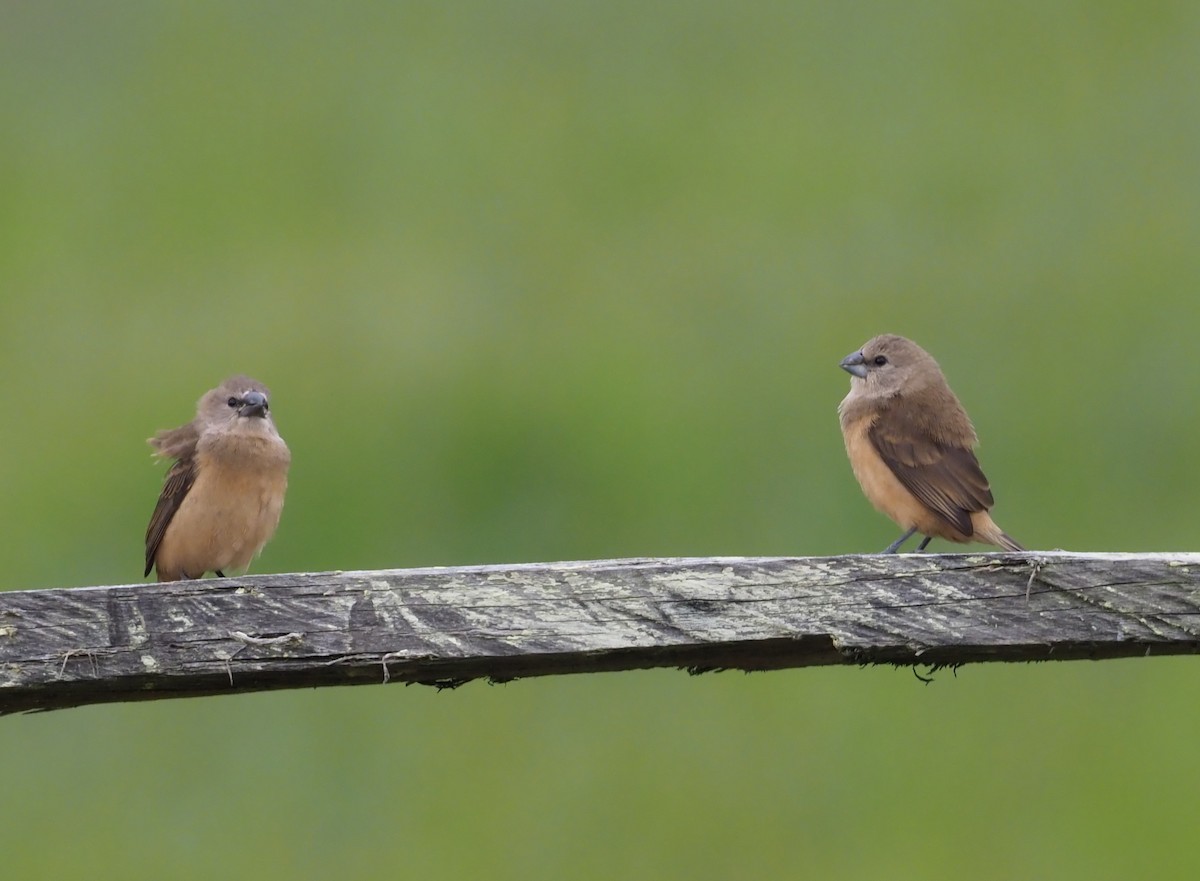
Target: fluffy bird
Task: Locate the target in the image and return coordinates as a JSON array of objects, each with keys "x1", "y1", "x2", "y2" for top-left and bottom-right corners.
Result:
[
  {"x1": 145, "y1": 376, "x2": 291, "y2": 581},
  {"x1": 838, "y1": 334, "x2": 1023, "y2": 553}
]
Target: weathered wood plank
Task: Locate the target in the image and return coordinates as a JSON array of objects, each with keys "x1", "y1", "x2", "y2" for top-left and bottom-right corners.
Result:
[{"x1": 2, "y1": 552, "x2": 1199, "y2": 714}]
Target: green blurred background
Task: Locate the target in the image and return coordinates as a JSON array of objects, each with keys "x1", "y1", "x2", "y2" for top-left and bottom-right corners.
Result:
[{"x1": 2, "y1": 2, "x2": 1198, "y2": 878}]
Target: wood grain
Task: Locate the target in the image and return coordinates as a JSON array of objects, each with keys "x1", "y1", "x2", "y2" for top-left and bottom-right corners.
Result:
[{"x1": 2, "y1": 552, "x2": 1199, "y2": 714}]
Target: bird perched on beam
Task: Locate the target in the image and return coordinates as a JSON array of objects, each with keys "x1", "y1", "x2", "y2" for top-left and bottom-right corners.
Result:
[
  {"x1": 145, "y1": 375, "x2": 291, "y2": 581},
  {"x1": 837, "y1": 334, "x2": 1023, "y2": 554}
]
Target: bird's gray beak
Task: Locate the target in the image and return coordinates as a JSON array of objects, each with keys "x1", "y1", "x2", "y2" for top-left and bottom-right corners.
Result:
[
  {"x1": 840, "y1": 351, "x2": 869, "y2": 379},
  {"x1": 240, "y1": 390, "x2": 269, "y2": 418}
]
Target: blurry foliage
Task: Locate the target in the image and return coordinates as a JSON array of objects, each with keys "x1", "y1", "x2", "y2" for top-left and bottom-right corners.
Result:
[{"x1": 2, "y1": 2, "x2": 1199, "y2": 879}]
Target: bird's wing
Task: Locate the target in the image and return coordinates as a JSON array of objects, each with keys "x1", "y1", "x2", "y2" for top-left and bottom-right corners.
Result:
[
  {"x1": 868, "y1": 408, "x2": 994, "y2": 537},
  {"x1": 149, "y1": 422, "x2": 200, "y2": 459},
  {"x1": 144, "y1": 456, "x2": 196, "y2": 577}
]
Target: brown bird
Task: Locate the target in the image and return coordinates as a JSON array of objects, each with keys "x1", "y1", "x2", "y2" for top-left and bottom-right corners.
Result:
[
  {"x1": 838, "y1": 334, "x2": 1023, "y2": 553},
  {"x1": 145, "y1": 376, "x2": 291, "y2": 581}
]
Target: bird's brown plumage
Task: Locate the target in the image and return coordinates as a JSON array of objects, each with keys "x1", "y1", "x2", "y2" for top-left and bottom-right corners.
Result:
[
  {"x1": 143, "y1": 448, "x2": 198, "y2": 576},
  {"x1": 838, "y1": 334, "x2": 1022, "y2": 552},
  {"x1": 144, "y1": 376, "x2": 290, "y2": 581}
]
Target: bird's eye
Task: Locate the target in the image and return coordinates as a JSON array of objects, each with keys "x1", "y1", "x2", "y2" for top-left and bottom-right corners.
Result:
[
  {"x1": 227, "y1": 397, "x2": 239, "y2": 408},
  {"x1": 873, "y1": 355, "x2": 888, "y2": 366}
]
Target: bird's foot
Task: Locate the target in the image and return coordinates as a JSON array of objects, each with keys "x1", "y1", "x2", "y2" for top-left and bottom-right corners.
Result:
[{"x1": 881, "y1": 527, "x2": 918, "y2": 554}]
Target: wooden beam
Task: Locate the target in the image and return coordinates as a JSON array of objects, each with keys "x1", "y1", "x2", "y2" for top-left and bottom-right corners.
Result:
[{"x1": 3, "y1": 552, "x2": 1199, "y2": 714}]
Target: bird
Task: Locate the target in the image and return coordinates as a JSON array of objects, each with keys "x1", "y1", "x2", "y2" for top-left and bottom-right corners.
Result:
[
  {"x1": 837, "y1": 334, "x2": 1023, "y2": 553},
  {"x1": 144, "y1": 375, "x2": 291, "y2": 581}
]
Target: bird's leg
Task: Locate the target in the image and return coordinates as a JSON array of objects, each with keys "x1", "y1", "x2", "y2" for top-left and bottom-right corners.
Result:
[
  {"x1": 215, "y1": 570, "x2": 226, "y2": 577},
  {"x1": 882, "y1": 527, "x2": 918, "y2": 554},
  {"x1": 915, "y1": 536, "x2": 933, "y2": 552}
]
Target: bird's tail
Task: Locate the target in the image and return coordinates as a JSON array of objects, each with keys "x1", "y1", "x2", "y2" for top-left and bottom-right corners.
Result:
[
  {"x1": 974, "y1": 512, "x2": 1025, "y2": 552},
  {"x1": 995, "y1": 531, "x2": 1025, "y2": 552}
]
